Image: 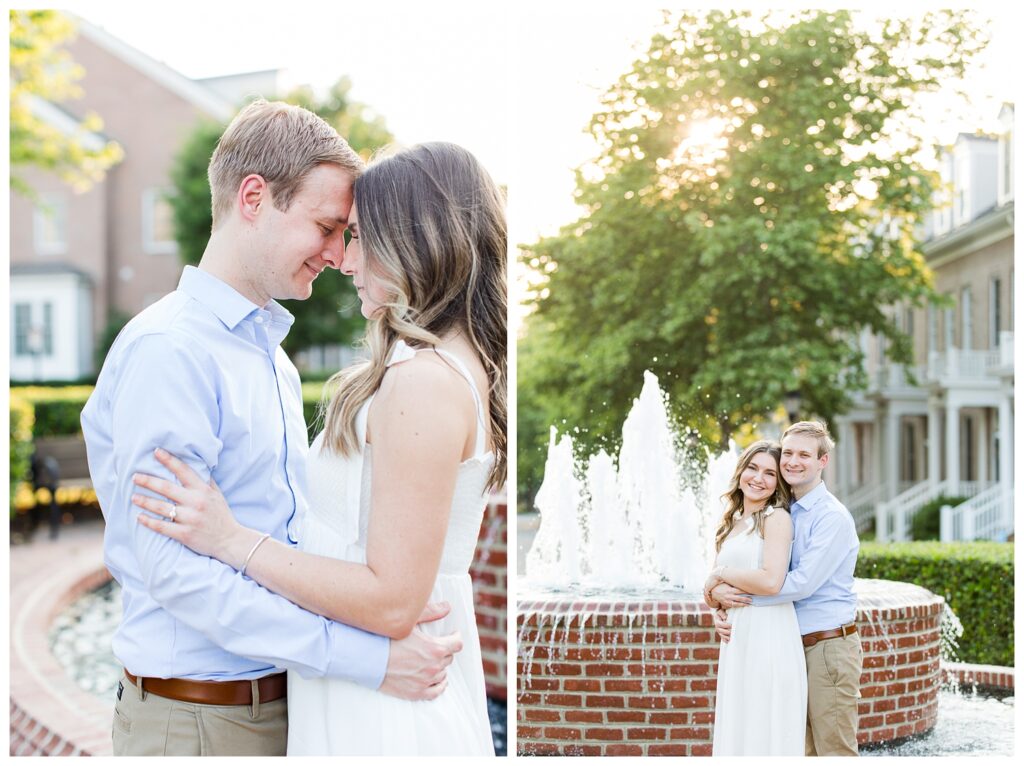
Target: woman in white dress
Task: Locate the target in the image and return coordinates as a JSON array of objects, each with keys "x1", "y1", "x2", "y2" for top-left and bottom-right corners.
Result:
[
  {"x1": 132, "y1": 142, "x2": 506, "y2": 755},
  {"x1": 704, "y1": 440, "x2": 806, "y2": 756}
]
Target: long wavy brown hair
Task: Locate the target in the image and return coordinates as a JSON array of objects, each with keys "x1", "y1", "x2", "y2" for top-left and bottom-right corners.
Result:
[
  {"x1": 321, "y1": 142, "x2": 507, "y2": 490},
  {"x1": 714, "y1": 440, "x2": 791, "y2": 552}
]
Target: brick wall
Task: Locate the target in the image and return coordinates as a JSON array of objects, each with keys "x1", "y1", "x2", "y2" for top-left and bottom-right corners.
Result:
[
  {"x1": 471, "y1": 499, "x2": 507, "y2": 700},
  {"x1": 516, "y1": 582, "x2": 946, "y2": 756},
  {"x1": 857, "y1": 598, "x2": 944, "y2": 744}
]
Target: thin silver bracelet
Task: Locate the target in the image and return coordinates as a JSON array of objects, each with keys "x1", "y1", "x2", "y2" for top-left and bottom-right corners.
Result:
[{"x1": 240, "y1": 532, "x2": 272, "y2": 577}]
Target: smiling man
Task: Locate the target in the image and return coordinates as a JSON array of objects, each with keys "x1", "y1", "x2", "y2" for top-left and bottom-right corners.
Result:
[
  {"x1": 708, "y1": 421, "x2": 862, "y2": 756},
  {"x1": 81, "y1": 100, "x2": 460, "y2": 756}
]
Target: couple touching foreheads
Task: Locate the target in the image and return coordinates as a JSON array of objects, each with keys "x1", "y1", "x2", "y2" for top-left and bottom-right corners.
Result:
[
  {"x1": 81, "y1": 99, "x2": 506, "y2": 756},
  {"x1": 705, "y1": 421, "x2": 864, "y2": 757}
]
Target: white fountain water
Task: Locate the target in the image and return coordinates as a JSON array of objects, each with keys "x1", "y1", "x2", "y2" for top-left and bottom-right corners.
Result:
[
  {"x1": 526, "y1": 371, "x2": 737, "y2": 590},
  {"x1": 518, "y1": 374, "x2": 1004, "y2": 756}
]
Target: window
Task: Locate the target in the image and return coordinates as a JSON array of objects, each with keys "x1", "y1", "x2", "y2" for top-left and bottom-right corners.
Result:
[
  {"x1": 13, "y1": 304, "x2": 31, "y2": 356},
  {"x1": 989, "y1": 277, "x2": 1002, "y2": 348},
  {"x1": 998, "y1": 112, "x2": 1014, "y2": 204},
  {"x1": 954, "y1": 150, "x2": 970, "y2": 226},
  {"x1": 960, "y1": 287, "x2": 972, "y2": 351},
  {"x1": 902, "y1": 421, "x2": 917, "y2": 482},
  {"x1": 33, "y1": 194, "x2": 68, "y2": 255},
  {"x1": 944, "y1": 305, "x2": 955, "y2": 351},
  {"x1": 962, "y1": 415, "x2": 975, "y2": 482},
  {"x1": 142, "y1": 188, "x2": 177, "y2": 255},
  {"x1": 12, "y1": 302, "x2": 54, "y2": 357}
]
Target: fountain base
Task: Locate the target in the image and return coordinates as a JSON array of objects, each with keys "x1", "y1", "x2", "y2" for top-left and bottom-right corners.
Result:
[{"x1": 516, "y1": 579, "x2": 944, "y2": 756}]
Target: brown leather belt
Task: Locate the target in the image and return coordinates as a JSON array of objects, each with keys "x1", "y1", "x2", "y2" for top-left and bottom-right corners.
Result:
[
  {"x1": 802, "y1": 622, "x2": 858, "y2": 648},
  {"x1": 124, "y1": 670, "x2": 287, "y2": 706}
]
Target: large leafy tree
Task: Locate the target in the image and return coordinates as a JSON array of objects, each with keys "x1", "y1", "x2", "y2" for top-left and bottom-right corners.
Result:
[
  {"x1": 168, "y1": 77, "x2": 394, "y2": 355},
  {"x1": 9, "y1": 10, "x2": 123, "y2": 196},
  {"x1": 519, "y1": 9, "x2": 986, "y2": 486}
]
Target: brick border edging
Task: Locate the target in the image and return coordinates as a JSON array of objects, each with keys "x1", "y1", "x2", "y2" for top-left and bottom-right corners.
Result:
[{"x1": 942, "y1": 662, "x2": 1014, "y2": 691}]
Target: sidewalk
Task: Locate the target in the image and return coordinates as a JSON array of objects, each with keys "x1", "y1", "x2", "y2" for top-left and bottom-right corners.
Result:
[{"x1": 9, "y1": 520, "x2": 112, "y2": 756}]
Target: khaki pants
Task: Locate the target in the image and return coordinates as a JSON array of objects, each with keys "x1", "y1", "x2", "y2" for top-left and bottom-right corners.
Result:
[
  {"x1": 804, "y1": 632, "x2": 863, "y2": 756},
  {"x1": 112, "y1": 672, "x2": 288, "y2": 756}
]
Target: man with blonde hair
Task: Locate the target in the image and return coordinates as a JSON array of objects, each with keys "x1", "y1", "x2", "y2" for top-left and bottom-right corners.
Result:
[
  {"x1": 83, "y1": 99, "x2": 460, "y2": 756},
  {"x1": 707, "y1": 420, "x2": 862, "y2": 756}
]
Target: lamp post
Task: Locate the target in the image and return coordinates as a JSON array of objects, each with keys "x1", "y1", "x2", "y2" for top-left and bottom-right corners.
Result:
[
  {"x1": 27, "y1": 325, "x2": 44, "y2": 382},
  {"x1": 784, "y1": 389, "x2": 802, "y2": 425}
]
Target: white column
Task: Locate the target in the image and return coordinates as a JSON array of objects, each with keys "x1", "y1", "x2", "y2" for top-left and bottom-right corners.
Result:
[
  {"x1": 886, "y1": 406, "x2": 900, "y2": 500},
  {"x1": 977, "y1": 409, "x2": 989, "y2": 485},
  {"x1": 998, "y1": 394, "x2": 1013, "y2": 534},
  {"x1": 837, "y1": 420, "x2": 853, "y2": 498},
  {"x1": 946, "y1": 399, "x2": 961, "y2": 491},
  {"x1": 927, "y1": 401, "x2": 941, "y2": 489}
]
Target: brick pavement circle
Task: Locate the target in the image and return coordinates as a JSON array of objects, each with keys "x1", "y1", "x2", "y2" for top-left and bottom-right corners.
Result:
[{"x1": 9, "y1": 521, "x2": 113, "y2": 756}]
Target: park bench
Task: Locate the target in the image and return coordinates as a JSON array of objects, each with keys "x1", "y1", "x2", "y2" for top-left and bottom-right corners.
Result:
[{"x1": 31, "y1": 436, "x2": 93, "y2": 539}]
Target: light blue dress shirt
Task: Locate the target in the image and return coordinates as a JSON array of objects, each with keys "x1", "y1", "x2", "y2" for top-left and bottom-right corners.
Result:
[
  {"x1": 81, "y1": 266, "x2": 389, "y2": 685},
  {"x1": 751, "y1": 481, "x2": 859, "y2": 634}
]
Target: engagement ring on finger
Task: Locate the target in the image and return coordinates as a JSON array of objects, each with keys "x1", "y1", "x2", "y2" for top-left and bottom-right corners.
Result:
[{"x1": 169, "y1": 504, "x2": 177, "y2": 522}]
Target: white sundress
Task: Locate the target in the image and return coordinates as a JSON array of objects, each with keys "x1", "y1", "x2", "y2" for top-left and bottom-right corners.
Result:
[
  {"x1": 286, "y1": 340, "x2": 495, "y2": 756},
  {"x1": 711, "y1": 510, "x2": 807, "y2": 756}
]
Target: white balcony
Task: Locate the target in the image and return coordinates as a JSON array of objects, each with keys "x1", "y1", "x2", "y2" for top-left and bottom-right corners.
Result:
[
  {"x1": 927, "y1": 331, "x2": 1014, "y2": 384},
  {"x1": 869, "y1": 364, "x2": 926, "y2": 392}
]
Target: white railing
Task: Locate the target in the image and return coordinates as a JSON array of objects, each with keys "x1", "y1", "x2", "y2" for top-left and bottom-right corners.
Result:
[
  {"x1": 996, "y1": 331, "x2": 1014, "y2": 370},
  {"x1": 940, "y1": 484, "x2": 1013, "y2": 541},
  {"x1": 928, "y1": 346, "x2": 1003, "y2": 382},
  {"x1": 844, "y1": 484, "x2": 885, "y2": 533},
  {"x1": 870, "y1": 364, "x2": 926, "y2": 391},
  {"x1": 876, "y1": 479, "x2": 984, "y2": 542}
]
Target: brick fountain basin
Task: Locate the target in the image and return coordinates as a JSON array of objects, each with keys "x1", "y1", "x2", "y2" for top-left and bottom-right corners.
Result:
[{"x1": 516, "y1": 578, "x2": 944, "y2": 756}]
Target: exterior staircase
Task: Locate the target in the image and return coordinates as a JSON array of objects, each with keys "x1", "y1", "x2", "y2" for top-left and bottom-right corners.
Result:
[
  {"x1": 940, "y1": 483, "x2": 1013, "y2": 541},
  {"x1": 875, "y1": 479, "x2": 982, "y2": 542}
]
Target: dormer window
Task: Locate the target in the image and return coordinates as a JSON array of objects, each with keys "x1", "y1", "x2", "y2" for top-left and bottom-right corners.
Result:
[{"x1": 998, "y1": 106, "x2": 1014, "y2": 205}]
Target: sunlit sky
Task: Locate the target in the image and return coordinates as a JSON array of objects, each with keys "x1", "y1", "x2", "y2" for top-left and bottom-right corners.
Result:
[{"x1": 48, "y1": 2, "x2": 1022, "y2": 328}]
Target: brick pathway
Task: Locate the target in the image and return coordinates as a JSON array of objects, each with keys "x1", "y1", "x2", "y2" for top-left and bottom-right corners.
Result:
[{"x1": 9, "y1": 521, "x2": 113, "y2": 756}]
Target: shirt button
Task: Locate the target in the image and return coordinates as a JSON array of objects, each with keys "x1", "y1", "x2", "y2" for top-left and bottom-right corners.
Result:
[{"x1": 254, "y1": 316, "x2": 264, "y2": 324}]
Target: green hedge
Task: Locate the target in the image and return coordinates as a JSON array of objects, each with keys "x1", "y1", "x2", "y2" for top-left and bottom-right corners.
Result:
[
  {"x1": 857, "y1": 541, "x2": 1013, "y2": 667},
  {"x1": 12, "y1": 386, "x2": 94, "y2": 437},
  {"x1": 301, "y1": 382, "x2": 327, "y2": 443},
  {"x1": 9, "y1": 394, "x2": 35, "y2": 511}
]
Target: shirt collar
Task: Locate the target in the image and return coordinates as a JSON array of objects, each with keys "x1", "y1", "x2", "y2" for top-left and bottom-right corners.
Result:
[
  {"x1": 791, "y1": 480, "x2": 829, "y2": 514},
  {"x1": 177, "y1": 266, "x2": 295, "y2": 333}
]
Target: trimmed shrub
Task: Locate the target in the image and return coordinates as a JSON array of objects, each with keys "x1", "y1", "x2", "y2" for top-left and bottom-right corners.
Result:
[
  {"x1": 911, "y1": 494, "x2": 969, "y2": 540},
  {"x1": 12, "y1": 386, "x2": 94, "y2": 437},
  {"x1": 302, "y1": 381, "x2": 328, "y2": 444},
  {"x1": 9, "y1": 394, "x2": 35, "y2": 512},
  {"x1": 857, "y1": 541, "x2": 1013, "y2": 667}
]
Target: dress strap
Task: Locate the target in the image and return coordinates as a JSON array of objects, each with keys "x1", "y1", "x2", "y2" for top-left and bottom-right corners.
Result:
[{"x1": 387, "y1": 339, "x2": 489, "y2": 458}]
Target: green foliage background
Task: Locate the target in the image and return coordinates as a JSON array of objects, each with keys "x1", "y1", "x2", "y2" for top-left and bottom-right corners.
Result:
[
  {"x1": 857, "y1": 541, "x2": 1013, "y2": 667},
  {"x1": 517, "y1": 9, "x2": 986, "y2": 507},
  {"x1": 9, "y1": 10, "x2": 122, "y2": 197}
]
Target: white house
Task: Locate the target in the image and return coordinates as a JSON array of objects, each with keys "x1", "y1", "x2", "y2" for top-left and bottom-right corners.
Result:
[{"x1": 833, "y1": 106, "x2": 1014, "y2": 543}]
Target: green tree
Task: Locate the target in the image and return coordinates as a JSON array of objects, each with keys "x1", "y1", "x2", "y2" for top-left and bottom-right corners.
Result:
[
  {"x1": 167, "y1": 77, "x2": 394, "y2": 355},
  {"x1": 9, "y1": 10, "x2": 123, "y2": 197},
  {"x1": 520, "y1": 10, "x2": 985, "y2": 461}
]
